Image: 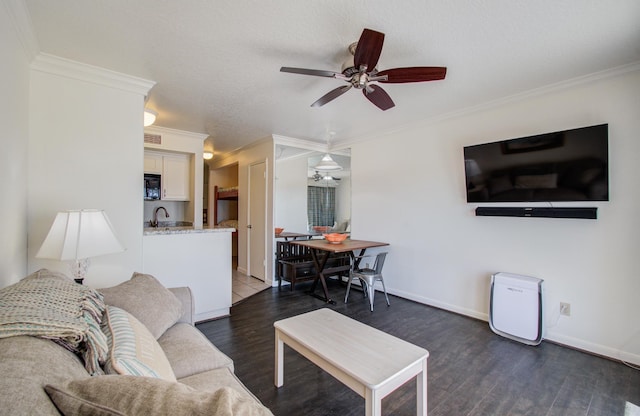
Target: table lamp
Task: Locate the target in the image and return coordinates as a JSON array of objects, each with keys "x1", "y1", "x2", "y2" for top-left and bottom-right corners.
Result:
[{"x1": 36, "y1": 209, "x2": 125, "y2": 284}]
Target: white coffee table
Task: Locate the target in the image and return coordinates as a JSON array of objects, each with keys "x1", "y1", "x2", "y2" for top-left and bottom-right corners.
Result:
[{"x1": 274, "y1": 308, "x2": 429, "y2": 416}]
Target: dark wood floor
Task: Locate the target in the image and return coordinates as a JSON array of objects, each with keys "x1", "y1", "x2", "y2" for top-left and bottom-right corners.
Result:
[{"x1": 197, "y1": 280, "x2": 640, "y2": 416}]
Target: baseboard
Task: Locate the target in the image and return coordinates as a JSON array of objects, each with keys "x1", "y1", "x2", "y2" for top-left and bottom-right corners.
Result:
[
  {"x1": 544, "y1": 330, "x2": 640, "y2": 367},
  {"x1": 476, "y1": 206, "x2": 597, "y2": 219},
  {"x1": 388, "y1": 287, "x2": 639, "y2": 367},
  {"x1": 194, "y1": 308, "x2": 230, "y2": 323}
]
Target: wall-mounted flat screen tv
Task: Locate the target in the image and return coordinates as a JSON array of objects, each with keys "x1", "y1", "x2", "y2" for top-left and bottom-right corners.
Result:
[{"x1": 464, "y1": 124, "x2": 609, "y2": 203}]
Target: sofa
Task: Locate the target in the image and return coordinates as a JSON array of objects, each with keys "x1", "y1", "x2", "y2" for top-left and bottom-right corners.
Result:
[{"x1": 0, "y1": 269, "x2": 273, "y2": 415}]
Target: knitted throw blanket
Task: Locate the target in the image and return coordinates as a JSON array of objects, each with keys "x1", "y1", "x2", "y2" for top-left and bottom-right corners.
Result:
[{"x1": 0, "y1": 269, "x2": 108, "y2": 375}]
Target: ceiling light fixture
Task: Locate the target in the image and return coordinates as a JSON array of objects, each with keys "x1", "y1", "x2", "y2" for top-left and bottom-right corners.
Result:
[
  {"x1": 143, "y1": 108, "x2": 158, "y2": 127},
  {"x1": 203, "y1": 151, "x2": 213, "y2": 160},
  {"x1": 314, "y1": 153, "x2": 342, "y2": 171}
]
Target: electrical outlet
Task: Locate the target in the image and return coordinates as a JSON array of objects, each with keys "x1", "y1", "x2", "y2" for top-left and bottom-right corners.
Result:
[{"x1": 560, "y1": 302, "x2": 571, "y2": 316}]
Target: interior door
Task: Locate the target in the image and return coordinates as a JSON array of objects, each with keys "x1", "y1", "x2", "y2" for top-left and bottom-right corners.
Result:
[{"x1": 248, "y1": 161, "x2": 266, "y2": 281}]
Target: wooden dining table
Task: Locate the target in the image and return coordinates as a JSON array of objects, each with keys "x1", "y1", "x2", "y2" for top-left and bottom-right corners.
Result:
[
  {"x1": 275, "y1": 231, "x2": 315, "y2": 241},
  {"x1": 290, "y1": 239, "x2": 389, "y2": 304}
]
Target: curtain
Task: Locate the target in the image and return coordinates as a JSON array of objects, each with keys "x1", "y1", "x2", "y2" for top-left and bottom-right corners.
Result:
[{"x1": 307, "y1": 186, "x2": 335, "y2": 227}]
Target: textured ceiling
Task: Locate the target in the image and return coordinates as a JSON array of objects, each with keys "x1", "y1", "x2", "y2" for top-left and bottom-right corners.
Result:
[{"x1": 24, "y1": 0, "x2": 640, "y2": 155}]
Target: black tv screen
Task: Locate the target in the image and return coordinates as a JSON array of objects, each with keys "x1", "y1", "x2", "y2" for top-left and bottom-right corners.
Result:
[{"x1": 464, "y1": 124, "x2": 609, "y2": 203}]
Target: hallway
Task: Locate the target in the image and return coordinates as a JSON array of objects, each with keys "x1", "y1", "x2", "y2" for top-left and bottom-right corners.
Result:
[{"x1": 231, "y1": 257, "x2": 271, "y2": 305}]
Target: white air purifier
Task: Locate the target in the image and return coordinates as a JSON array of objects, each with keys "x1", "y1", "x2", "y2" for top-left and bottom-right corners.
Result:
[{"x1": 489, "y1": 272, "x2": 544, "y2": 345}]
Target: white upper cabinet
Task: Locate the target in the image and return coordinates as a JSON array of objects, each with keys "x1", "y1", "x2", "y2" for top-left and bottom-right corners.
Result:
[
  {"x1": 145, "y1": 150, "x2": 190, "y2": 201},
  {"x1": 162, "y1": 153, "x2": 190, "y2": 201},
  {"x1": 143, "y1": 152, "x2": 163, "y2": 174}
]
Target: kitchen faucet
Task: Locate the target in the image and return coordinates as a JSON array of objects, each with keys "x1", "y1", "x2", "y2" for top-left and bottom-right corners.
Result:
[{"x1": 150, "y1": 206, "x2": 170, "y2": 227}]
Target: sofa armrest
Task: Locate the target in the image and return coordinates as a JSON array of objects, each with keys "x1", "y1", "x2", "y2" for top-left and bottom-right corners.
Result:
[{"x1": 168, "y1": 287, "x2": 194, "y2": 325}]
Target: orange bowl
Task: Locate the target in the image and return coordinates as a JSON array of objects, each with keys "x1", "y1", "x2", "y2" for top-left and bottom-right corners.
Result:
[
  {"x1": 323, "y1": 233, "x2": 347, "y2": 244},
  {"x1": 313, "y1": 226, "x2": 330, "y2": 233},
  {"x1": 275, "y1": 227, "x2": 284, "y2": 235}
]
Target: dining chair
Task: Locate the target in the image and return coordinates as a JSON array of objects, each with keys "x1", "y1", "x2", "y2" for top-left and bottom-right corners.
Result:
[{"x1": 344, "y1": 252, "x2": 390, "y2": 311}]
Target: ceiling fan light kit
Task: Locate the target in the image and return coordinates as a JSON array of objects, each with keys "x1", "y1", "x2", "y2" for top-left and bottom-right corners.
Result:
[{"x1": 281, "y1": 28, "x2": 447, "y2": 111}]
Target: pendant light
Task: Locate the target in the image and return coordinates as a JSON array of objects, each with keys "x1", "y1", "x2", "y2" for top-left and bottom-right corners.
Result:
[
  {"x1": 314, "y1": 153, "x2": 342, "y2": 171},
  {"x1": 314, "y1": 131, "x2": 342, "y2": 171}
]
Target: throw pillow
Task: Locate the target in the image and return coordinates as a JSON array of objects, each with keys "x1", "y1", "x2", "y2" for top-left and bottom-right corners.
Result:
[
  {"x1": 45, "y1": 375, "x2": 275, "y2": 416},
  {"x1": 99, "y1": 272, "x2": 183, "y2": 339},
  {"x1": 101, "y1": 306, "x2": 176, "y2": 382}
]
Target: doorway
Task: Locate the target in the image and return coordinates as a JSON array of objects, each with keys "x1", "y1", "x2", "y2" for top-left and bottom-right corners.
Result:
[{"x1": 208, "y1": 164, "x2": 239, "y2": 263}]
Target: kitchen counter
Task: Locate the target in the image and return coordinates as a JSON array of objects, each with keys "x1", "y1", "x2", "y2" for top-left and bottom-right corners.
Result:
[
  {"x1": 143, "y1": 225, "x2": 235, "y2": 235},
  {"x1": 143, "y1": 226, "x2": 235, "y2": 321}
]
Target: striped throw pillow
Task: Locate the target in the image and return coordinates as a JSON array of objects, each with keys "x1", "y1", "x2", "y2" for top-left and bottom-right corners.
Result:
[{"x1": 101, "y1": 306, "x2": 176, "y2": 381}]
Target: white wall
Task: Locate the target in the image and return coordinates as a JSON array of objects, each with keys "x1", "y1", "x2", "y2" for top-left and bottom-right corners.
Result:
[
  {"x1": 275, "y1": 156, "x2": 309, "y2": 232},
  {"x1": 335, "y1": 173, "x2": 351, "y2": 226},
  {"x1": 351, "y1": 67, "x2": 640, "y2": 364},
  {"x1": 0, "y1": 1, "x2": 30, "y2": 287},
  {"x1": 27, "y1": 54, "x2": 154, "y2": 289}
]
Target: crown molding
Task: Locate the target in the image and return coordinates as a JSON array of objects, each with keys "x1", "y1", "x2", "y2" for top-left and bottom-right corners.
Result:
[
  {"x1": 272, "y1": 134, "x2": 326, "y2": 153},
  {"x1": 31, "y1": 53, "x2": 155, "y2": 96},
  {"x1": 2, "y1": 0, "x2": 39, "y2": 61},
  {"x1": 144, "y1": 125, "x2": 208, "y2": 141}
]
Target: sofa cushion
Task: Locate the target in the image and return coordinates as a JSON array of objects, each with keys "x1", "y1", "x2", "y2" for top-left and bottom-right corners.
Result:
[
  {"x1": 0, "y1": 336, "x2": 90, "y2": 415},
  {"x1": 99, "y1": 272, "x2": 183, "y2": 339},
  {"x1": 45, "y1": 375, "x2": 274, "y2": 416},
  {"x1": 102, "y1": 306, "x2": 176, "y2": 382},
  {"x1": 158, "y1": 322, "x2": 234, "y2": 379},
  {"x1": 179, "y1": 367, "x2": 261, "y2": 404}
]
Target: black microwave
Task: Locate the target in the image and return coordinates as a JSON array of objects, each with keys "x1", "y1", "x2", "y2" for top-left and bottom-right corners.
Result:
[{"x1": 144, "y1": 174, "x2": 161, "y2": 200}]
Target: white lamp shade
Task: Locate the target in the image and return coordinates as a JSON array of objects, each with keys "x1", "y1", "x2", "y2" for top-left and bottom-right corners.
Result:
[
  {"x1": 36, "y1": 210, "x2": 125, "y2": 261},
  {"x1": 314, "y1": 154, "x2": 342, "y2": 171},
  {"x1": 465, "y1": 159, "x2": 482, "y2": 177}
]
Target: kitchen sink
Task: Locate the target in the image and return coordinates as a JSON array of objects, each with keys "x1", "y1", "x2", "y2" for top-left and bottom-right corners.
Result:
[{"x1": 143, "y1": 221, "x2": 193, "y2": 228}]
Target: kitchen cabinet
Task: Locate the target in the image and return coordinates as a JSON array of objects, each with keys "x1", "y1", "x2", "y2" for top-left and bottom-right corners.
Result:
[
  {"x1": 162, "y1": 154, "x2": 190, "y2": 200},
  {"x1": 143, "y1": 152, "x2": 163, "y2": 174},
  {"x1": 144, "y1": 151, "x2": 190, "y2": 201}
]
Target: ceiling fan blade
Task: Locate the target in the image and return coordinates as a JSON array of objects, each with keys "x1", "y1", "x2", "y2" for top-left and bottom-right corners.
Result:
[
  {"x1": 377, "y1": 67, "x2": 447, "y2": 83},
  {"x1": 280, "y1": 67, "x2": 343, "y2": 78},
  {"x1": 311, "y1": 85, "x2": 352, "y2": 107},
  {"x1": 362, "y1": 85, "x2": 395, "y2": 111},
  {"x1": 354, "y1": 29, "x2": 384, "y2": 72}
]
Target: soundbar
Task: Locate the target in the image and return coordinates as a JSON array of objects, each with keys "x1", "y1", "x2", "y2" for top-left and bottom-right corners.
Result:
[{"x1": 475, "y1": 207, "x2": 597, "y2": 219}]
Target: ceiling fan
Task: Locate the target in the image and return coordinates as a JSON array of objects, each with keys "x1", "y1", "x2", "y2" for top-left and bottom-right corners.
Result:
[
  {"x1": 280, "y1": 28, "x2": 447, "y2": 111},
  {"x1": 311, "y1": 171, "x2": 341, "y2": 182}
]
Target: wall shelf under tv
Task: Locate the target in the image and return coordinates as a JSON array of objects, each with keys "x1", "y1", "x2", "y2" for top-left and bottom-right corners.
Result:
[{"x1": 475, "y1": 207, "x2": 597, "y2": 219}]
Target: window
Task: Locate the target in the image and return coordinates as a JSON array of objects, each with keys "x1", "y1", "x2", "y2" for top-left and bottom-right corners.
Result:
[{"x1": 307, "y1": 186, "x2": 335, "y2": 227}]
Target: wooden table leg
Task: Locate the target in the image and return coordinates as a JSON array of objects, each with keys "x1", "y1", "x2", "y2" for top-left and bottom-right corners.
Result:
[
  {"x1": 352, "y1": 248, "x2": 368, "y2": 271},
  {"x1": 275, "y1": 329, "x2": 284, "y2": 387},
  {"x1": 365, "y1": 388, "x2": 382, "y2": 416},
  {"x1": 307, "y1": 249, "x2": 334, "y2": 304},
  {"x1": 416, "y1": 358, "x2": 427, "y2": 415}
]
